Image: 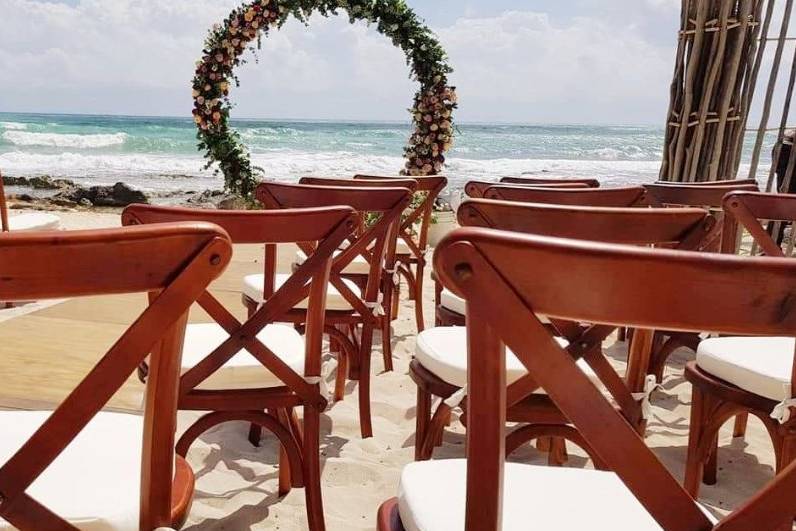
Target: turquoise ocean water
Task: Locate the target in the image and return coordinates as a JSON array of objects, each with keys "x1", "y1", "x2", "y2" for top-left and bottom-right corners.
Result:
[{"x1": 0, "y1": 112, "x2": 771, "y2": 194}]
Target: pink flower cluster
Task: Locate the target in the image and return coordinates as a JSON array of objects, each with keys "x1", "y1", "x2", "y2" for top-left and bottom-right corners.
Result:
[{"x1": 404, "y1": 83, "x2": 457, "y2": 176}]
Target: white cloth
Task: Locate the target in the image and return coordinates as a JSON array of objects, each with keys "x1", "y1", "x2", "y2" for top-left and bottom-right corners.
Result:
[
  {"x1": 6, "y1": 212, "x2": 60, "y2": 232},
  {"x1": 415, "y1": 326, "x2": 605, "y2": 407},
  {"x1": 439, "y1": 288, "x2": 550, "y2": 324},
  {"x1": 696, "y1": 336, "x2": 796, "y2": 425},
  {"x1": 242, "y1": 273, "x2": 362, "y2": 311},
  {"x1": 181, "y1": 322, "x2": 306, "y2": 390},
  {"x1": 0, "y1": 411, "x2": 146, "y2": 530},
  {"x1": 397, "y1": 459, "x2": 705, "y2": 531}
]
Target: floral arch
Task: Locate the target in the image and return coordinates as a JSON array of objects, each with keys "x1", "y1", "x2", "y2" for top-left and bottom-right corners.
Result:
[{"x1": 192, "y1": 0, "x2": 457, "y2": 198}]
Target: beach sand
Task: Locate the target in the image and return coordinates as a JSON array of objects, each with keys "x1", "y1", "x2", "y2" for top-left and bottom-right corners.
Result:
[{"x1": 0, "y1": 209, "x2": 781, "y2": 530}]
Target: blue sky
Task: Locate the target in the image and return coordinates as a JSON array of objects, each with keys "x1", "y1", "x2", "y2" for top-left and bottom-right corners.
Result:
[{"x1": 0, "y1": 0, "x2": 684, "y2": 124}]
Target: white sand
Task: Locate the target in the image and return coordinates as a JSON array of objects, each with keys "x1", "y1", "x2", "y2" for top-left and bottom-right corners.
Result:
[{"x1": 1, "y1": 210, "x2": 783, "y2": 530}]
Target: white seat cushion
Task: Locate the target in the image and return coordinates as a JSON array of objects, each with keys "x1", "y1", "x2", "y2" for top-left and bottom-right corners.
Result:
[
  {"x1": 181, "y1": 322, "x2": 305, "y2": 390},
  {"x1": 7, "y1": 212, "x2": 60, "y2": 232},
  {"x1": 398, "y1": 459, "x2": 678, "y2": 531},
  {"x1": 0, "y1": 410, "x2": 145, "y2": 530},
  {"x1": 296, "y1": 250, "x2": 371, "y2": 275},
  {"x1": 415, "y1": 326, "x2": 601, "y2": 390},
  {"x1": 242, "y1": 273, "x2": 361, "y2": 311},
  {"x1": 696, "y1": 336, "x2": 795, "y2": 401},
  {"x1": 439, "y1": 288, "x2": 550, "y2": 324},
  {"x1": 396, "y1": 238, "x2": 413, "y2": 255}
]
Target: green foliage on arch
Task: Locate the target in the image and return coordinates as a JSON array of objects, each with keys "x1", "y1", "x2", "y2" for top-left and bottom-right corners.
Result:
[{"x1": 193, "y1": 0, "x2": 457, "y2": 198}]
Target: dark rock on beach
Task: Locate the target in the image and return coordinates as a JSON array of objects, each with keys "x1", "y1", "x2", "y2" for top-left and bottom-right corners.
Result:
[{"x1": 52, "y1": 182, "x2": 149, "y2": 207}]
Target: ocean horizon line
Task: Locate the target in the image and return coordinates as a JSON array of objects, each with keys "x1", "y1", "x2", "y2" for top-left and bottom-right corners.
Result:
[{"x1": 0, "y1": 110, "x2": 665, "y2": 129}]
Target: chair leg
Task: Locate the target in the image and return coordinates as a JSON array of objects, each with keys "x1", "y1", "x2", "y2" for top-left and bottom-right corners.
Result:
[
  {"x1": 414, "y1": 262, "x2": 426, "y2": 333},
  {"x1": 248, "y1": 423, "x2": 263, "y2": 447},
  {"x1": 733, "y1": 412, "x2": 749, "y2": 439},
  {"x1": 548, "y1": 437, "x2": 568, "y2": 466},
  {"x1": 278, "y1": 443, "x2": 292, "y2": 496},
  {"x1": 434, "y1": 408, "x2": 451, "y2": 447},
  {"x1": 418, "y1": 402, "x2": 452, "y2": 460},
  {"x1": 358, "y1": 323, "x2": 375, "y2": 438},
  {"x1": 302, "y1": 406, "x2": 326, "y2": 531},
  {"x1": 685, "y1": 385, "x2": 715, "y2": 497},
  {"x1": 415, "y1": 387, "x2": 432, "y2": 461},
  {"x1": 334, "y1": 347, "x2": 348, "y2": 402},
  {"x1": 703, "y1": 432, "x2": 719, "y2": 485},
  {"x1": 381, "y1": 278, "x2": 394, "y2": 372}
]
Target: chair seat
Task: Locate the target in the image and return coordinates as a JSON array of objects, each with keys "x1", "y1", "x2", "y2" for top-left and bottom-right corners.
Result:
[
  {"x1": 397, "y1": 459, "x2": 688, "y2": 530},
  {"x1": 296, "y1": 250, "x2": 371, "y2": 275},
  {"x1": 242, "y1": 273, "x2": 362, "y2": 311},
  {"x1": 696, "y1": 336, "x2": 794, "y2": 401},
  {"x1": 439, "y1": 288, "x2": 550, "y2": 324},
  {"x1": 0, "y1": 411, "x2": 150, "y2": 530},
  {"x1": 7, "y1": 212, "x2": 60, "y2": 232},
  {"x1": 396, "y1": 239, "x2": 412, "y2": 256},
  {"x1": 182, "y1": 322, "x2": 305, "y2": 390},
  {"x1": 416, "y1": 326, "x2": 601, "y2": 390}
]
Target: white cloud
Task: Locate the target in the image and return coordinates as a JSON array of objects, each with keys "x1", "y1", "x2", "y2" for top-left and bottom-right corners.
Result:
[{"x1": 0, "y1": 1, "x2": 676, "y2": 124}]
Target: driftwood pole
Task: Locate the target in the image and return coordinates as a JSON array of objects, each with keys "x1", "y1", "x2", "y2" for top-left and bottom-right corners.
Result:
[{"x1": 661, "y1": 0, "x2": 765, "y2": 182}]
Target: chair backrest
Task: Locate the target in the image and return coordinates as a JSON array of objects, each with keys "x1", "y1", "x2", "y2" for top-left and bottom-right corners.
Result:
[
  {"x1": 500, "y1": 176, "x2": 601, "y2": 188},
  {"x1": 464, "y1": 180, "x2": 587, "y2": 198},
  {"x1": 644, "y1": 182, "x2": 759, "y2": 208},
  {"x1": 721, "y1": 191, "x2": 796, "y2": 256},
  {"x1": 459, "y1": 198, "x2": 714, "y2": 249},
  {"x1": 257, "y1": 181, "x2": 413, "y2": 315},
  {"x1": 0, "y1": 223, "x2": 231, "y2": 530},
  {"x1": 435, "y1": 228, "x2": 796, "y2": 531},
  {"x1": 484, "y1": 185, "x2": 648, "y2": 207},
  {"x1": 0, "y1": 170, "x2": 9, "y2": 232},
  {"x1": 122, "y1": 204, "x2": 357, "y2": 402},
  {"x1": 354, "y1": 174, "x2": 448, "y2": 259},
  {"x1": 655, "y1": 178, "x2": 758, "y2": 187}
]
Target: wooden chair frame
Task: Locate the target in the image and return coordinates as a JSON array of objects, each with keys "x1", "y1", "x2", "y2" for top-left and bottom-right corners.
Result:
[
  {"x1": 484, "y1": 184, "x2": 649, "y2": 207},
  {"x1": 500, "y1": 176, "x2": 601, "y2": 187},
  {"x1": 464, "y1": 180, "x2": 587, "y2": 199},
  {"x1": 297, "y1": 177, "x2": 418, "y2": 372},
  {"x1": 252, "y1": 182, "x2": 413, "y2": 439},
  {"x1": 0, "y1": 223, "x2": 232, "y2": 530},
  {"x1": 381, "y1": 228, "x2": 796, "y2": 531},
  {"x1": 123, "y1": 204, "x2": 358, "y2": 531},
  {"x1": 354, "y1": 174, "x2": 448, "y2": 333},
  {"x1": 643, "y1": 181, "x2": 761, "y2": 382},
  {"x1": 654, "y1": 178, "x2": 758, "y2": 187},
  {"x1": 417, "y1": 199, "x2": 716, "y2": 463},
  {"x1": 684, "y1": 191, "x2": 796, "y2": 499}
]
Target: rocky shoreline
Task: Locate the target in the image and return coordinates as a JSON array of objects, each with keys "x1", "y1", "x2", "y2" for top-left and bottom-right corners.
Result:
[{"x1": 3, "y1": 175, "x2": 241, "y2": 212}]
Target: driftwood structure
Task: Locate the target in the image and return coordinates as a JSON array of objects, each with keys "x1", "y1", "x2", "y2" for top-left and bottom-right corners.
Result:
[{"x1": 660, "y1": 0, "x2": 796, "y2": 186}]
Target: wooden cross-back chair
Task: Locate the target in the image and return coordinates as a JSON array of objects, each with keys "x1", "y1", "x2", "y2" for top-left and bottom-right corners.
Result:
[
  {"x1": 416, "y1": 198, "x2": 716, "y2": 463},
  {"x1": 484, "y1": 184, "x2": 649, "y2": 206},
  {"x1": 297, "y1": 177, "x2": 418, "y2": 373},
  {"x1": 500, "y1": 176, "x2": 601, "y2": 187},
  {"x1": 683, "y1": 191, "x2": 796, "y2": 500},
  {"x1": 642, "y1": 181, "x2": 761, "y2": 382},
  {"x1": 123, "y1": 204, "x2": 358, "y2": 531},
  {"x1": 252, "y1": 181, "x2": 413, "y2": 439},
  {"x1": 380, "y1": 228, "x2": 796, "y2": 531},
  {"x1": 0, "y1": 223, "x2": 231, "y2": 530},
  {"x1": 464, "y1": 180, "x2": 587, "y2": 199},
  {"x1": 354, "y1": 174, "x2": 448, "y2": 333}
]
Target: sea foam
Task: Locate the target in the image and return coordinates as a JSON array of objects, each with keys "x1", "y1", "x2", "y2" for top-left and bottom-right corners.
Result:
[
  {"x1": 0, "y1": 122, "x2": 27, "y2": 131},
  {"x1": 2, "y1": 131, "x2": 128, "y2": 148}
]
